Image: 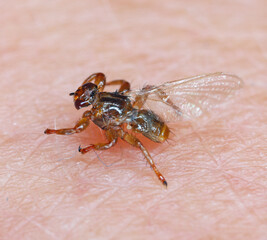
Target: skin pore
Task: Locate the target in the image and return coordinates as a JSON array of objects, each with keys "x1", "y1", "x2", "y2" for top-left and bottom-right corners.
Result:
[{"x1": 0, "y1": 0, "x2": 266, "y2": 239}]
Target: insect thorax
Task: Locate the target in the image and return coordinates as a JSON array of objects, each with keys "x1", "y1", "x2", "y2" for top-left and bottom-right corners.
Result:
[{"x1": 91, "y1": 92, "x2": 133, "y2": 129}]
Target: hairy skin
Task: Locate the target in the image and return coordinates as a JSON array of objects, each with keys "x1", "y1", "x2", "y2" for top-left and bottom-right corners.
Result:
[{"x1": 0, "y1": 0, "x2": 266, "y2": 239}]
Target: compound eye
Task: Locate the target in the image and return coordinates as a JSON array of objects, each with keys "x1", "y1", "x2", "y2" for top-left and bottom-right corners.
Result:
[
  {"x1": 90, "y1": 90, "x2": 96, "y2": 98},
  {"x1": 82, "y1": 82, "x2": 96, "y2": 91}
]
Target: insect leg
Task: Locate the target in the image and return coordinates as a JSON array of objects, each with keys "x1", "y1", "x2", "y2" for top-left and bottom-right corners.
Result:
[
  {"x1": 106, "y1": 80, "x2": 130, "y2": 93},
  {"x1": 132, "y1": 85, "x2": 154, "y2": 109},
  {"x1": 118, "y1": 129, "x2": 167, "y2": 187},
  {"x1": 156, "y1": 89, "x2": 182, "y2": 115},
  {"x1": 82, "y1": 73, "x2": 106, "y2": 92},
  {"x1": 132, "y1": 94, "x2": 148, "y2": 109},
  {"x1": 133, "y1": 85, "x2": 182, "y2": 115},
  {"x1": 79, "y1": 129, "x2": 118, "y2": 154},
  {"x1": 44, "y1": 111, "x2": 91, "y2": 135}
]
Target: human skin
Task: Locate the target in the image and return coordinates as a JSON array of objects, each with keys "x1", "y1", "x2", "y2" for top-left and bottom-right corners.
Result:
[{"x1": 0, "y1": 0, "x2": 266, "y2": 239}]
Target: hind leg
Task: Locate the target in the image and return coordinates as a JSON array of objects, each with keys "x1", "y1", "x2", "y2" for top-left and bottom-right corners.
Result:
[
  {"x1": 156, "y1": 89, "x2": 182, "y2": 116},
  {"x1": 133, "y1": 85, "x2": 182, "y2": 115},
  {"x1": 118, "y1": 129, "x2": 167, "y2": 187}
]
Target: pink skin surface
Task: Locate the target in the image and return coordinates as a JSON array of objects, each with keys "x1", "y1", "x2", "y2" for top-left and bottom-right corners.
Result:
[{"x1": 0, "y1": 0, "x2": 266, "y2": 239}]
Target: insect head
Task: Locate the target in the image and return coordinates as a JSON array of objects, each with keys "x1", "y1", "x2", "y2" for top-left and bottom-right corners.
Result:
[{"x1": 70, "y1": 82, "x2": 98, "y2": 110}]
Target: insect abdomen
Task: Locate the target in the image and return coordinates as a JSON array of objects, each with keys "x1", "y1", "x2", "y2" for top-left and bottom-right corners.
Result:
[{"x1": 130, "y1": 109, "x2": 170, "y2": 143}]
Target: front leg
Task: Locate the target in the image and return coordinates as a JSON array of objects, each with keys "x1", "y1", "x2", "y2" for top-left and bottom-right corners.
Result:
[
  {"x1": 106, "y1": 79, "x2": 130, "y2": 93},
  {"x1": 82, "y1": 73, "x2": 106, "y2": 92},
  {"x1": 44, "y1": 111, "x2": 91, "y2": 135}
]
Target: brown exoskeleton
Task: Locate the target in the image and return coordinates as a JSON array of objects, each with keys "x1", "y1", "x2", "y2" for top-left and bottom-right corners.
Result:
[{"x1": 45, "y1": 72, "x2": 243, "y2": 186}]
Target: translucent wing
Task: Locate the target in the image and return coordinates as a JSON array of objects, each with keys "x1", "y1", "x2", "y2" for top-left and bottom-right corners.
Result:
[{"x1": 126, "y1": 72, "x2": 243, "y2": 121}]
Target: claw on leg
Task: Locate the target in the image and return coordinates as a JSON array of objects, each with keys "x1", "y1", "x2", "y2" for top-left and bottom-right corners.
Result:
[
  {"x1": 78, "y1": 129, "x2": 118, "y2": 155},
  {"x1": 44, "y1": 112, "x2": 91, "y2": 136},
  {"x1": 79, "y1": 145, "x2": 94, "y2": 154},
  {"x1": 44, "y1": 128, "x2": 76, "y2": 135},
  {"x1": 118, "y1": 129, "x2": 167, "y2": 187}
]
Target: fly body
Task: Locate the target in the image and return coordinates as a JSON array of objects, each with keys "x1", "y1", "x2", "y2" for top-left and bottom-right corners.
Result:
[{"x1": 45, "y1": 72, "x2": 243, "y2": 186}]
